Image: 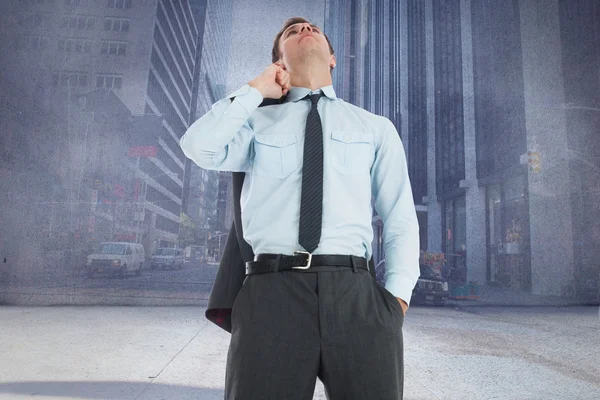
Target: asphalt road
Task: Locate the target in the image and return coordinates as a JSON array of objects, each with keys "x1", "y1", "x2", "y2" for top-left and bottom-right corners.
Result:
[{"x1": 0, "y1": 261, "x2": 219, "y2": 304}]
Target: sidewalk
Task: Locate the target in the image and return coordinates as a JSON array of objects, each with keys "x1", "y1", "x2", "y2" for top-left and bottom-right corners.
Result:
[
  {"x1": 445, "y1": 284, "x2": 598, "y2": 308},
  {"x1": 0, "y1": 306, "x2": 441, "y2": 400},
  {"x1": 3, "y1": 304, "x2": 598, "y2": 400}
]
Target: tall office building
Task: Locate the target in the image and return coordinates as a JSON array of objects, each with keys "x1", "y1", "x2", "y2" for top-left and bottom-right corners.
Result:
[
  {"x1": 325, "y1": 0, "x2": 599, "y2": 298},
  {"x1": 0, "y1": 0, "x2": 207, "y2": 256},
  {"x1": 188, "y1": 0, "x2": 234, "y2": 260},
  {"x1": 137, "y1": 0, "x2": 205, "y2": 253},
  {"x1": 324, "y1": 0, "x2": 421, "y2": 272}
]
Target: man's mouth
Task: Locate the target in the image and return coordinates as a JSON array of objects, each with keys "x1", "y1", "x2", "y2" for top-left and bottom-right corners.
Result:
[{"x1": 299, "y1": 33, "x2": 314, "y2": 42}]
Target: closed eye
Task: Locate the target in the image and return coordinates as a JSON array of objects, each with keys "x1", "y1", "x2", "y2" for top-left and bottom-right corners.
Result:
[{"x1": 287, "y1": 27, "x2": 320, "y2": 37}]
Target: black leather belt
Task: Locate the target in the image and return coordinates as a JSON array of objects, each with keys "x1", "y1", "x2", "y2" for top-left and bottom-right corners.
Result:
[{"x1": 245, "y1": 251, "x2": 369, "y2": 275}]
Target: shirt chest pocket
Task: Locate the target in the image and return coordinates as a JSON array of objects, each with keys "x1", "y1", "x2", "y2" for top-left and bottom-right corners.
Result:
[
  {"x1": 330, "y1": 130, "x2": 374, "y2": 175},
  {"x1": 253, "y1": 133, "x2": 299, "y2": 179}
]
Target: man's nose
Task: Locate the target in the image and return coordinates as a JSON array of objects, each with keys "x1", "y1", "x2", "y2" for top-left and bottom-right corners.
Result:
[{"x1": 299, "y1": 24, "x2": 314, "y2": 33}]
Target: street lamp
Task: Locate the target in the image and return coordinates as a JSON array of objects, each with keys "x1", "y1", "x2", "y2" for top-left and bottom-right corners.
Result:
[
  {"x1": 205, "y1": 217, "x2": 210, "y2": 260},
  {"x1": 213, "y1": 231, "x2": 229, "y2": 261}
]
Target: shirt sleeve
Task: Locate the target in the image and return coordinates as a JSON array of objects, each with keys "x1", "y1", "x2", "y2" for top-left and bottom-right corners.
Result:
[
  {"x1": 179, "y1": 84, "x2": 263, "y2": 171},
  {"x1": 371, "y1": 118, "x2": 421, "y2": 307}
]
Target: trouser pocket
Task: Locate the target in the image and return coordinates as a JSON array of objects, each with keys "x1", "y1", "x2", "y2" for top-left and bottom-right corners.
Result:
[
  {"x1": 231, "y1": 275, "x2": 252, "y2": 323},
  {"x1": 371, "y1": 276, "x2": 404, "y2": 325}
]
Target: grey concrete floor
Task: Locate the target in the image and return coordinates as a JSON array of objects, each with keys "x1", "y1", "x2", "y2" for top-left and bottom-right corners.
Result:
[{"x1": 0, "y1": 305, "x2": 598, "y2": 399}]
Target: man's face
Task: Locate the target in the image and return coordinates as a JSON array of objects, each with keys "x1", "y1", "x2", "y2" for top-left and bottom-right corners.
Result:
[{"x1": 278, "y1": 22, "x2": 335, "y2": 72}]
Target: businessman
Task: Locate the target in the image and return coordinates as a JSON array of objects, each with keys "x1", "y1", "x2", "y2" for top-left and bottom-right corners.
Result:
[{"x1": 180, "y1": 16, "x2": 420, "y2": 400}]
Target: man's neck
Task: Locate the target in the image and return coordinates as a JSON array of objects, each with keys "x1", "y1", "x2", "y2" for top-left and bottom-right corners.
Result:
[{"x1": 289, "y1": 66, "x2": 332, "y2": 91}]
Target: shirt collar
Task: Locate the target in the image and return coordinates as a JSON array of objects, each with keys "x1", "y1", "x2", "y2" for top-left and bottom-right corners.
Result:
[{"x1": 284, "y1": 85, "x2": 337, "y2": 103}]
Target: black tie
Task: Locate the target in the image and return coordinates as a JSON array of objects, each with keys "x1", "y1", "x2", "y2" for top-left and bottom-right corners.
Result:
[{"x1": 298, "y1": 92, "x2": 325, "y2": 254}]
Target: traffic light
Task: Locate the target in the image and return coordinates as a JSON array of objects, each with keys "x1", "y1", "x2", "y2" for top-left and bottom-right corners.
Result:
[{"x1": 528, "y1": 151, "x2": 540, "y2": 173}]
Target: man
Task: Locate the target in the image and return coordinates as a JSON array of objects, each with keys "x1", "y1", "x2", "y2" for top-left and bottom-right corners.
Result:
[{"x1": 180, "y1": 16, "x2": 420, "y2": 400}]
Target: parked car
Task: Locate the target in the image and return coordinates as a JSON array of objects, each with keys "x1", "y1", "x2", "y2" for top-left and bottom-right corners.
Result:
[
  {"x1": 86, "y1": 242, "x2": 144, "y2": 278},
  {"x1": 376, "y1": 259, "x2": 449, "y2": 306},
  {"x1": 150, "y1": 247, "x2": 185, "y2": 270},
  {"x1": 412, "y1": 264, "x2": 449, "y2": 306}
]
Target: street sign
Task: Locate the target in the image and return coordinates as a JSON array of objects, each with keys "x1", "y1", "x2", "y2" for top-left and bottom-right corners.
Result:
[{"x1": 128, "y1": 146, "x2": 157, "y2": 157}]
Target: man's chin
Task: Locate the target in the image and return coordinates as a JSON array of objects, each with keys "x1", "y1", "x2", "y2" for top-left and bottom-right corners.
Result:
[{"x1": 289, "y1": 53, "x2": 327, "y2": 68}]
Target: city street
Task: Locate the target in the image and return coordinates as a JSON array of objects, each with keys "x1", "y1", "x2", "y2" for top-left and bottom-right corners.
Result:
[
  {"x1": 0, "y1": 304, "x2": 598, "y2": 399},
  {"x1": 0, "y1": 261, "x2": 220, "y2": 305}
]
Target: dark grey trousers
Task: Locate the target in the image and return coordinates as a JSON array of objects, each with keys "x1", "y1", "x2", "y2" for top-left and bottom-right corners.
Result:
[{"x1": 224, "y1": 265, "x2": 405, "y2": 400}]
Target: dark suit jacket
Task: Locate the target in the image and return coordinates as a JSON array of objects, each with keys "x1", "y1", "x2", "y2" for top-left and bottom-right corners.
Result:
[{"x1": 204, "y1": 95, "x2": 376, "y2": 334}]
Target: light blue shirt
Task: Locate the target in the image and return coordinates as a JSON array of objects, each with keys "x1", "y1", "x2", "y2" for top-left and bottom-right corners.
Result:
[{"x1": 180, "y1": 83, "x2": 420, "y2": 306}]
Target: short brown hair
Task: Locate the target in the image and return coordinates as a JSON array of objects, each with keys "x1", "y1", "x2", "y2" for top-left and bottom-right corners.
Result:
[{"x1": 272, "y1": 17, "x2": 335, "y2": 75}]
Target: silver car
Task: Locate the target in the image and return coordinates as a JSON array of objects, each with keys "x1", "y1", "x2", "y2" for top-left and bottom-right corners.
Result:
[
  {"x1": 150, "y1": 248, "x2": 185, "y2": 270},
  {"x1": 376, "y1": 259, "x2": 449, "y2": 306}
]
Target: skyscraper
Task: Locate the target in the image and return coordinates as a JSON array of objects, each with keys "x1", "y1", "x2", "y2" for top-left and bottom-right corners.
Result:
[{"x1": 0, "y1": 0, "x2": 207, "y2": 255}]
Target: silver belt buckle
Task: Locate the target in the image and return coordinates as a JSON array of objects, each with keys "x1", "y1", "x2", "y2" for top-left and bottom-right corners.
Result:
[{"x1": 292, "y1": 250, "x2": 312, "y2": 269}]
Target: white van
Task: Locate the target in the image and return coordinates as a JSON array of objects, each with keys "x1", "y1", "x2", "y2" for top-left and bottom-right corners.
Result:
[{"x1": 86, "y1": 242, "x2": 145, "y2": 278}]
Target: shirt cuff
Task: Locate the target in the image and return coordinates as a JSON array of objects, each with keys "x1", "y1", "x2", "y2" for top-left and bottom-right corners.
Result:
[
  {"x1": 385, "y1": 276, "x2": 418, "y2": 307},
  {"x1": 225, "y1": 84, "x2": 264, "y2": 116}
]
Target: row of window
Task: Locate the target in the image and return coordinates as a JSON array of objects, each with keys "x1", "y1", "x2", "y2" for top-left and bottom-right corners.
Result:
[
  {"x1": 61, "y1": 15, "x2": 130, "y2": 32},
  {"x1": 87, "y1": 0, "x2": 132, "y2": 8},
  {"x1": 16, "y1": 13, "x2": 130, "y2": 32},
  {"x1": 51, "y1": 71, "x2": 123, "y2": 89},
  {"x1": 23, "y1": 0, "x2": 132, "y2": 9},
  {"x1": 16, "y1": 36, "x2": 129, "y2": 55}
]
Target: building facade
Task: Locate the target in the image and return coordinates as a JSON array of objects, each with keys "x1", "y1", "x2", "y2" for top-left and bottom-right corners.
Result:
[
  {"x1": 0, "y1": 0, "x2": 207, "y2": 260},
  {"x1": 190, "y1": 0, "x2": 234, "y2": 261},
  {"x1": 325, "y1": 0, "x2": 599, "y2": 298}
]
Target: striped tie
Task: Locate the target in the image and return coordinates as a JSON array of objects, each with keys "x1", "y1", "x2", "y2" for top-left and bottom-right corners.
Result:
[{"x1": 298, "y1": 92, "x2": 325, "y2": 253}]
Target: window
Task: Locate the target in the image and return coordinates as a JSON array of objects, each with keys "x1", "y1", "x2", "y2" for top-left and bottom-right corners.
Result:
[
  {"x1": 155, "y1": 248, "x2": 178, "y2": 256},
  {"x1": 486, "y1": 176, "x2": 530, "y2": 289},
  {"x1": 103, "y1": 17, "x2": 130, "y2": 32},
  {"x1": 51, "y1": 71, "x2": 88, "y2": 87},
  {"x1": 17, "y1": 12, "x2": 44, "y2": 28},
  {"x1": 107, "y1": 0, "x2": 132, "y2": 9},
  {"x1": 442, "y1": 196, "x2": 466, "y2": 270},
  {"x1": 96, "y1": 73, "x2": 123, "y2": 89},
  {"x1": 24, "y1": 0, "x2": 56, "y2": 5},
  {"x1": 15, "y1": 35, "x2": 48, "y2": 51},
  {"x1": 64, "y1": 0, "x2": 95, "y2": 5},
  {"x1": 32, "y1": 36, "x2": 47, "y2": 50},
  {"x1": 15, "y1": 36, "x2": 26, "y2": 50},
  {"x1": 100, "y1": 40, "x2": 127, "y2": 55},
  {"x1": 61, "y1": 15, "x2": 96, "y2": 30},
  {"x1": 58, "y1": 38, "x2": 93, "y2": 53},
  {"x1": 94, "y1": 243, "x2": 127, "y2": 255}
]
